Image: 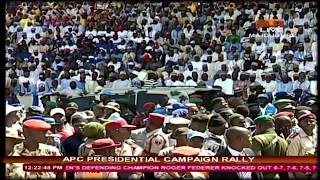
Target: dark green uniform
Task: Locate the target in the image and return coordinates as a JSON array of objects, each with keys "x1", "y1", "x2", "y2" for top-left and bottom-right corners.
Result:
[{"x1": 251, "y1": 115, "x2": 288, "y2": 179}]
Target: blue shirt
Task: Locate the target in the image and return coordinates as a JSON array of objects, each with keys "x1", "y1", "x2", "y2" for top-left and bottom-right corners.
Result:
[
  {"x1": 276, "y1": 81, "x2": 293, "y2": 95},
  {"x1": 77, "y1": 81, "x2": 86, "y2": 91},
  {"x1": 60, "y1": 79, "x2": 71, "y2": 89},
  {"x1": 259, "y1": 103, "x2": 278, "y2": 116}
]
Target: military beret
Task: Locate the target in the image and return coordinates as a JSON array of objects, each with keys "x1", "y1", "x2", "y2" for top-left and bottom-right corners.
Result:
[
  {"x1": 148, "y1": 113, "x2": 165, "y2": 124},
  {"x1": 189, "y1": 98, "x2": 203, "y2": 103},
  {"x1": 273, "y1": 112, "x2": 294, "y2": 119},
  {"x1": 144, "y1": 102, "x2": 156, "y2": 110},
  {"x1": 298, "y1": 113, "x2": 316, "y2": 122},
  {"x1": 279, "y1": 104, "x2": 295, "y2": 111},
  {"x1": 105, "y1": 118, "x2": 136, "y2": 131},
  {"x1": 171, "y1": 146, "x2": 200, "y2": 156},
  {"x1": 274, "y1": 99, "x2": 294, "y2": 106},
  {"x1": 86, "y1": 138, "x2": 121, "y2": 150},
  {"x1": 254, "y1": 115, "x2": 275, "y2": 124},
  {"x1": 23, "y1": 120, "x2": 51, "y2": 131},
  {"x1": 84, "y1": 122, "x2": 106, "y2": 138}
]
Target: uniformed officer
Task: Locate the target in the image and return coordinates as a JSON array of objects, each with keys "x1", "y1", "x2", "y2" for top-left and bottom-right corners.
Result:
[
  {"x1": 251, "y1": 115, "x2": 288, "y2": 179},
  {"x1": 203, "y1": 114, "x2": 227, "y2": 155},
  {"x1": 274, "y1": 99, "x2": 295, "y2": 113},
  {"x1": 166, "y1": 117, "x2": 190, "y2": 146},
  {"x1": 6, "y1": 119, "x2": 61, "y2": 179},
  {"x1": 159, "y1": 127, "x2": 189, "y2": 156},
  {"x1": 287, "y1": 112, "x2": 317, "y2": 179},
  {"x1": 273, "y1": 114, "x2": 293, "y2": 139},
  {"x1": 78, "y1": 138, "x2": 120, "y2": 179},
  {"x1": 105, "y1": 117, "x2": 143, "y2": 156},
  {"x1": 143, "y1": 113, "x2": 169, "y2": 156}
]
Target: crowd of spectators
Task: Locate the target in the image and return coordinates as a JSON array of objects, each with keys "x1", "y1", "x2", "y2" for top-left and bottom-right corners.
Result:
[{"x1": 5, "y1": 1, "x2": 318, "y2": 179}]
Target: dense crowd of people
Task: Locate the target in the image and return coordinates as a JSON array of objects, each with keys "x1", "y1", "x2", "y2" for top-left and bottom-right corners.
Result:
[{"x1": 5, "y1": 1, "x2": 318, "y2": 179}]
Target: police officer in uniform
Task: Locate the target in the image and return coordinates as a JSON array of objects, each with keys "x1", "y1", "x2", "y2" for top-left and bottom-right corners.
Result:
[
  {"x1": 105, "y1": 117, "x2": 143, "y2": 156},
  {"x1": 287, "y1": 113, "x2": 317, "y2": 179},
  {"x1": 6, "y1": 119, "x2": 62, "y2": 179},
  {"x1": 251, "y1": 115, "x2": 288, "y2": 179},
  {"x1": 143, "y1": 113, "x2": 169, "y2": 156}
]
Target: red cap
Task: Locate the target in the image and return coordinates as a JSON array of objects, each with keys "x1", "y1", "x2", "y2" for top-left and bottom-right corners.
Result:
[
  {"x1": 86, "y1": 138, "x2": 121, "y2": 150},
  {"x1": 105, "y1": 118, "x2": 136, "y2": 130},
  {"x1": 23, "y1": 120, "x2": 51, "y2": 131},
  {"x1": 273, "y1": 112, "x2": 294, "y2": 119},
  {"x1": 298, "y1": 113, "x2": 317, "y2": 122},
  {"x1": 148, "y1": 113, "x2": 165, "y2": 124},
  {"x1": 171, "y1": 146, "x2": 200, "y2": 156},
  {"x1": 190, "y1": 94, "x2": 202, "y2": 99},
  {"x1": 144, "y1": 102, "x2": 156, "y2": 111}
]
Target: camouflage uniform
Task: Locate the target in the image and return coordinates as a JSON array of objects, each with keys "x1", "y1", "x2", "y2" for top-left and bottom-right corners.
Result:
[{"x1": 6, "y1": 142, "x2": 61, "y2": 179}]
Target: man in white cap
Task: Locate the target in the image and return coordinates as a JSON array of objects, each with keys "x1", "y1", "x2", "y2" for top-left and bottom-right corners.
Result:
[
  {"x1": 166, "y1": 117, "x2": 191, "y2": 147},
  {"x1": 6, "y1": 104, "x2": 23, "y2": 130},
  {"x1": 111, "y1": 71, "x2": 131, "y2": 88}
]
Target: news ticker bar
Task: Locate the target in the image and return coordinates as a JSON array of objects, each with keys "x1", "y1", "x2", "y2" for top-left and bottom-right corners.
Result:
[
  {"x1": 23, "y1": 163, "x2": 318, "y2": 172},
  {"x1": 2, "y1": 156, "x2": 318, "y2": 164}
]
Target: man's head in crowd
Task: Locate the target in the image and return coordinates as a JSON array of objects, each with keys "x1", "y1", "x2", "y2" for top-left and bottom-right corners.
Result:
[
  {"x1": 145, "y1": 113, "x2": 165, "y2": 133},
  {"x1": 70, "y1": 112, "x2": 88, "y2": 137},
  {"x1": 298, "y1": 113, "x2": 316, "y2": 136},
  {"x1": 105, "y1": 118, "x2": 135, "y2": 143},
  {"x1": 211, "y1": 97, "x2": 228, "y2": 112},
  {"x1": 208, "y1": 114, "x2": 228, "y2": 136},
  {"x1": 225, "y1": 126, "x2": 252, "y2": 151},
  {"x1": 228, "y1": 113, "x2": 246, "y2": 128},
  {"x1": 174, "y1": 127, "x2": 189, "y2": 147},
  {"x1": 254, "y1": 115, "x2": 275, "y2": 135},
  {"x1": 187, "y1": 130, "x2": 205, "y2": 149},
  {"x1": 189, "y1": 114, "x2": 209, "y2": 133},
  {"x1": 65, "y1": 102, "x2": 79, "y2": 123}
]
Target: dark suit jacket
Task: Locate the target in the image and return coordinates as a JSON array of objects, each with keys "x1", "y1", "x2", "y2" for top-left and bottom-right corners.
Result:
[{"x1": 209, "y1": 148, "x2": 264, "y2": 180}]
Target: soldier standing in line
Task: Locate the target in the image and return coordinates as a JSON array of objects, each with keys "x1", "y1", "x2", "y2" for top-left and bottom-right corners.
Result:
[
  {"x1": 6, "y1": 119, "x2": 62, "y2": 179},
  {"x1": 287, "y1": 113, "x2": 317, "y2": 179},
  {"x1": 251, "y1": 115, "x2": 288, "y2": 179}
]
